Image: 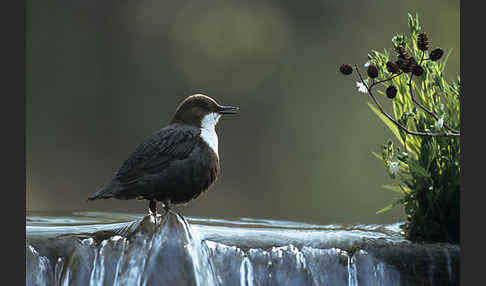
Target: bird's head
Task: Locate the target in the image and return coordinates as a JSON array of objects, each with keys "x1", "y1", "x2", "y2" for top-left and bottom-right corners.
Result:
[{"x1": 171, "y1": 94, "x2": 239, "y2": 128}]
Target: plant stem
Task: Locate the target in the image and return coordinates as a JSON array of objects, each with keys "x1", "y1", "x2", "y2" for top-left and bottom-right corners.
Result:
[
  {"x1": 370, "y1": 73, "x2": 403, "y2": 88},
  {"x1": 354, "y1": 66, "x2": 459, "y2": 137},
  {"x1": 406, "y1": 52, "x2": 460, "y2": 134}
]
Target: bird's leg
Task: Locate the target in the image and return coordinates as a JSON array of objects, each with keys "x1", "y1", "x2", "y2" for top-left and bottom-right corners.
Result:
[
  {"x1": 149, "y1": 199, "x2": 157, "y2": 217},
  {"x1": 162, "y1": 200, "x2": 171, "y2": 214}
]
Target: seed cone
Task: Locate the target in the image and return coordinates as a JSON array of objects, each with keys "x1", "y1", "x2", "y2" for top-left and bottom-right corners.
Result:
[
  {"x1": 386, "y1": 85, "x2": 397, "y2": 99},
  {"x1": 412, "y1": 64, "x2": 424, "y2": 76},
  {"x1": 386, "y1": 61, "x2": 400, "y2": 74},
  {"x1": 396, "y1": 59, "x2": 410, "y2": 73},
  {"x1": 417, "y1": 33, "x2": 429, "y2": 51},
  {"x1": 430, "y1": 48, "x2": 444, "y2": 61},
  {"x1": 367, "y1": 65, "x2": 379, "y2": 78},
  {"x1": 340, "y1": 64, "x2": 353, "y2": 75},
  {"x1": 395, "y1": 46, "x2": 410, "y2": 61},
  {"x1": 408, "y1": 57, "x2": 418, "y2": 68}
]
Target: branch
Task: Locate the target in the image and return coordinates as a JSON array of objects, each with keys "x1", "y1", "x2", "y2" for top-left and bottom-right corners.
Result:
[
  {"x1": 406, "y1": 52, "x2": 460, "y2": 134},
  {"x1": 370, "y1": 73, "x2": 402, "y2": 88},
  {"x1": 354, "y1": 66, "x2": 459, "y2": 138}
]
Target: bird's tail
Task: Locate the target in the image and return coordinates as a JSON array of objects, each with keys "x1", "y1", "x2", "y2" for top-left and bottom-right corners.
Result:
[
  {"x1": 87, "y1": 184, "x2": 115, "y2": 201},
  {"x1": 88, "y1": 181, "x2": 141, "y2": 201}
]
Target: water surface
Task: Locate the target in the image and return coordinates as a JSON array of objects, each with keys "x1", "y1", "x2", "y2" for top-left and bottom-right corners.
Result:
[{"x1": 26, "y1": 211, "x2": 458, "y2": 286}]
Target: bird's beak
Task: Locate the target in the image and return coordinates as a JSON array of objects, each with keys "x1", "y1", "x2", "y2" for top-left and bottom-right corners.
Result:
[{"x1": 217, "y1": 105, "x2": 239, "y2": 115}]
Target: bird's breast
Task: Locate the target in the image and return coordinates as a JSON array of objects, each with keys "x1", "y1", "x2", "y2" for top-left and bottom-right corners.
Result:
[
  {"x1": 200, "y1": 127, "x2": 219, "y2": 158},
  {"x1": 189, "y1": 138, "x2": 220, "y2": 192}
]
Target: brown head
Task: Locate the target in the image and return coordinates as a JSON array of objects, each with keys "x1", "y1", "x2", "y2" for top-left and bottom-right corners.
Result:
[{"x1": 171, "y1": 94, "x2": 239, "y2": 128}]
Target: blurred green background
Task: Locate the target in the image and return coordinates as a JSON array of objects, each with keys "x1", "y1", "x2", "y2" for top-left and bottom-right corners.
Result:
[{"x1": 26, "y1": 0, "x2": 459, "y2": 225}]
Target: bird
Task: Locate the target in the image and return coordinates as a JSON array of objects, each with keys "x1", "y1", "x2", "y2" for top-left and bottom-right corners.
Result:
[{"x1": 88, "y1": 94, "x2": 238, "y2": 216}]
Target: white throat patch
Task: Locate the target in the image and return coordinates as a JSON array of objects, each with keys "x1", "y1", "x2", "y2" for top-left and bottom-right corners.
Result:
[{"x1": 200, "y1": 113, "x2": 221, "y2": 157}]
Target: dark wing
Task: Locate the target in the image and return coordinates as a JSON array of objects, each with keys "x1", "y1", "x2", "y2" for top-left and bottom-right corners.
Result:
[{"x1": 115, "y1": 124, "x2": 201, "y2": 184}]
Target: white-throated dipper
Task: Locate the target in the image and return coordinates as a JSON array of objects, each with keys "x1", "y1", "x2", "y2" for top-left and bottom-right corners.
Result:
[{"x1": 88, "y1": 94, "x2": 238, "y2": 215}]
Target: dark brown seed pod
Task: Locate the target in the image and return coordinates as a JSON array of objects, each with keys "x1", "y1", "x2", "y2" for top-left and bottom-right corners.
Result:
[
  {"x1": 340, "y1": 64, "x2": 353, "y2": 75},
  {"x1": 386, "y1": 85, "x2": 397, "y2": 99},
  {"x1": 396, "y1": 59, "x2": 410, "y2": 73},
  {"x1": 395, "y1": 46, "x2": 410, "y2": 60},
  {"x1": 386, "y1": 61, "x2": 400, "y2": 74},
  {"x1": 412, "y1": 64, "x2": 424, "y2": 76},
  {"x1": 408, "y1": 57, "x2": 418, "y2": 68},
  {"x1": 429, "y1": 48, "x2": 444, "y2": 61},
  {"x1": 417, "y1": 33, "x2": 429, "y2": 51},
  {"x1": 367, "y1": 64, "x2": 379, "y2": 78}
]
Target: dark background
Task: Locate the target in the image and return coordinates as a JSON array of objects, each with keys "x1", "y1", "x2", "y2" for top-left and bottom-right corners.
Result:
[{"x1": 26, "y1": 0, "x2": 459, "y2": 224}]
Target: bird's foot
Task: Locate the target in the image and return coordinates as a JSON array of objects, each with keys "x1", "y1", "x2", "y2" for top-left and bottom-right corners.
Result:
[
  {"x1": 149, "y1": 200, "x2": 158, "y2": 217},
  {"x1": 162, "y1": 201, "x2": 171, "y2": 214}
]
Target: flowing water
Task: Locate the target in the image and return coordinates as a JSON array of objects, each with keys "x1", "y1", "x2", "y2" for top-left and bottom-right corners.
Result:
[{"x1": 26, "y1": 211, "x2": 459, "y2": 286}]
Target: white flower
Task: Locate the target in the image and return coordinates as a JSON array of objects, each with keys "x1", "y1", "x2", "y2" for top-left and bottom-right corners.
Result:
[
  {"x1": 435, "y1": 117, "x2": 444, "y2": 129},
  {"x1": 388, "y1": 161, "x2": 399, "y2": 175},
  {"x1": 356, "y1": 81, "x2": 368, "y2": 93},
  {"x1": 364, "y1": 61, "x2": 371, "y2": 68}
]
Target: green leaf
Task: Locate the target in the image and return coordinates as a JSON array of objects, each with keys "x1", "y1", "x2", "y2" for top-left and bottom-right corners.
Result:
[
  {"x1": 367, "y1": 102, "x2": 405, "y2": 146},
  {"x1": 372, "y1": 151, "x2": 383, "y2": 161},
  {"x1": 408, "y1": 158, "x2": 431, "y2": 178},
  {"x1": 439, "y1": 49, "x2": 453, "y2": 73},
  {"x1": 382, "y1": 184, "x2": 411, "y2": 194},
  {"x1": 382, "y1": 184, "x2": 402, "y2": 193},
  {"x1": 376, "y1": 203, "x2": 393, "y2": 214}
]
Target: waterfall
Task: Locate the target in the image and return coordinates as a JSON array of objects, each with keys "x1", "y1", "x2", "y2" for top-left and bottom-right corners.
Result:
[{"x1": 26, "y1": 212, "x2": 459, "y2": 286}]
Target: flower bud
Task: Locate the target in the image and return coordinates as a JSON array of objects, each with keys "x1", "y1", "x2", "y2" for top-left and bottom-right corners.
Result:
[{"x1": 339, "y1": 64, "x2": 353, "y2": 75}]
